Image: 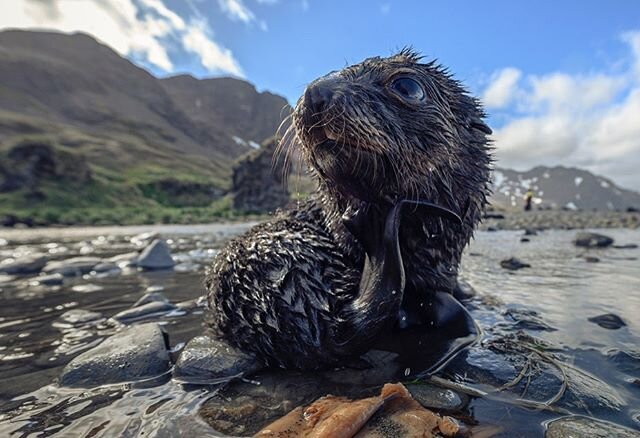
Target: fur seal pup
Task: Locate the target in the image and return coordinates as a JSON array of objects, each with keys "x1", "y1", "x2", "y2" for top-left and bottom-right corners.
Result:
[{"x1": 206, "y1": 49, "x2": 492, "y2": 369}]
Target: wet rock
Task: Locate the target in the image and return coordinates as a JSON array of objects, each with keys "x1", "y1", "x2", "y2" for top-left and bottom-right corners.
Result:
[
  {"x1": 406, "y1": 383, "x2": 467, "y2": 411},
  {"x1": 130, "y1": 232, "x2": 159, "y2": 247},
  {"x1": 173, "y1": 335, "x2": 260, "y2": 384},
  {"x1": 175, "y1": 298, "x2": 202, "y2": 311},
  {"x1": 107, "y1": 251, "x2": 139, "y2": 267},
  {"x1": 524, "y1": 228, "x2": 538, "y2": 236},
  {"x1": 585, "y1": 256, "x2": 600, "y2": 263},
  {"x1": 454, "y1": 334, "x2": 625, "y2": 414},
  {"x1": 59, "y1": 323, "x2": 171, "y2": 387},
  {"x1": 58, "y1": 309, "x2": 103, "y2": 325},
  {"x1": 137, "y1": 239, "x2": 175, "y2": 270},
  {"x1": 574, "y1": 232, "x2": 614, "y2": 248},
  {"x1": 503, "y1": 308, "x2": 557, "y2": 332},
  {"x1": 545, "y1": 415, "x2": 639, "y2": 438},
  {"x1": 607, "y1": 349, "x2": 640, "y2": 373},
  {"x1": 43, "y1": 256, "x2": 102, "y2": 276},
  {"x1": 112, "y1": 301, "x2": 176, "y2": 323},
  {"x1": 613, "y1": 243, "x2": 639, "y2": 249},
  {"x1": 633, "y1": 412, "x2": 640, "y2": 428},
  {"x1": 520, "y1": 237, "x2": 530, "y2": 242},
  {"x1": 500, "y1": 257, "x2": 531, "y2": 270},
  {"x1": 134, "y1": 292, "x2": 169, "y2": 307},
  {"x1": 30, "y1": 273, "x2": 64, "y2": 286},
  {"x1": 91, "y1": 262, "x2": 120, "y2": 273},
  {"x1": 588, "y1": 313, "x2": 626, "y2": 330},
  {"x1": 0, "y1": 254, "x2": 47, "y2": 275}
]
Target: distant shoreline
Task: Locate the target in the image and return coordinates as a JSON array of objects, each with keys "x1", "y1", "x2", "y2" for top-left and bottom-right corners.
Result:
[
  {"x1": 479, "y1": 210, "x2": 640, "y2": 231},
  {"x1": 2, "y1": 210, "x2": 639, "y2": 233}
]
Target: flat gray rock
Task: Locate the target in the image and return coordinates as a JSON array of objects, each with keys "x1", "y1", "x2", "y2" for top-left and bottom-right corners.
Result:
[
  {"x1": 91, "y1": 262, "x2": 120, "y2": 273},
  {"x1": 134, "y1": 291, "x2": 170, "y2": 307},
  {"x1": 546, "y1": 415, "x2": 639, "y2": 438},
  {"x1": 173, "y1": 335, "x2": 260, "y2": 384},
  {"x1": 406, "y1": 383, "x2": 467, "y2": 411},
  {"x1": 43, "y1": 256, "x2": 102, "y2": 276},
  {"x1": 574, "y1": 232, "x2": 614, "y2": 248},
  {"x1": 112, "y1": 301, "x2": 176, "y2": 323},
  {"x1": 107, "y1": 251, "x2": 139, "y2": 267},
  {"x1": 137, "y1": 239, "x2": 175, "y2": 270},
  {"x1": 59, "y1": 323, "x2": 170, "y2": 387},
  {"x1": 31, "y1": 273, "x2": 64, "y2": 286},
  {"x1": 0, "y1": 255, "x2": 47, "y2": 275}
]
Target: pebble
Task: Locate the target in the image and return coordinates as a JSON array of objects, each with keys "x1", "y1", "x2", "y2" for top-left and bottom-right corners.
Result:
[
  {"x1": 406, "y1": 383, "x2": 467, "y2": 411},
  {"x1": 587, "y1": 313, "x2": 626, "y2": 330},
  {"x1": 112, "y1": 301, "x2": 176, "y2": 323},
  {"x1": 545, "y1": 415, "x2": 639, "y2": 438},
  {"x1": 574, "y1": 232, "x2": 614, "y2": 248},
  {"x1": 30, "y1": 273, "x2": 64, "y2": 286},
  {"x1": 500, "y1": 257, "x2": 531, "y2": 270},
  {"x1": 43, "y1": 256, "x2": 102, "y2": 276}
]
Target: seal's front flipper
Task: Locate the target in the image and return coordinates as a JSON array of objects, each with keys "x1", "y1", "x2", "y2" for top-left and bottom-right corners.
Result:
[{"x1": 375, "y1": 292, "x2": 480, "y2": 378}]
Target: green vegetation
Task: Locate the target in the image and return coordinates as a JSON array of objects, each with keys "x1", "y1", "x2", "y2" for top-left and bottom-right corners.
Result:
[
  {"x1": 0, "y1": 125, "x2": 263, "y2": 226},
  {"x1": 2, "y1": 197, "x2": 268, "y2": 227}
]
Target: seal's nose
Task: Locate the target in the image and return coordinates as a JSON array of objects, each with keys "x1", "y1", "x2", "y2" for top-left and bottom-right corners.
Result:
[{"x1": 304, "y1": 78, "x2": 336, "y2": 115}]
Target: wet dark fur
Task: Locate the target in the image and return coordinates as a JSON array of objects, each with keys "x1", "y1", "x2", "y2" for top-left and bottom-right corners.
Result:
[{"x1": 206, "y1": 49, "x2": 492, "y2": 369}]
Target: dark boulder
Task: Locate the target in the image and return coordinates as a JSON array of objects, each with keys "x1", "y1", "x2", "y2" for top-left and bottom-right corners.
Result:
[
  {"x1": 574, "y1": 232, "x2": 614, "y2": 248},
  {"x1": 59, "y1": 323, "x2": 171, "y2": 387},
  {"x1": 231, "y1": 137, "x2": 289, "y2": 214},
  {"x1": 173, "y1": 335, "x2": 260, "y2": 384}
]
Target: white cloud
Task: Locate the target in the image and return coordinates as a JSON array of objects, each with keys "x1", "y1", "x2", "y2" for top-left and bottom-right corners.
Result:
[
  {"x1": 1, "y1": 0, "x2": 243, "y2": 76},
  {"x1": 217, "y1": 0, "x2": 255, "y2": 23},
  {"x1": 482, "y1": 67, "x2": 522, "y2": 109},
  {"x1": 182, "y1": 19, "x2": 243, "y2": 75},
  {"x1": 485, "y1": 31, "x2": 640, "y2": 190}
]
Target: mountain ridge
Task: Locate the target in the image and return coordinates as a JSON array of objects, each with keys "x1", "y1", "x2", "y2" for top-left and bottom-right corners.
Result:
[{"x1": 0, "y1": 29, "x2": 290, "y2": 223}]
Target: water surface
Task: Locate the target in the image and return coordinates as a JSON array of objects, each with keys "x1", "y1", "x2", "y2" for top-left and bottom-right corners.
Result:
[{"x1": 0, "y1": 224, "x2": 638, "y2": 436}]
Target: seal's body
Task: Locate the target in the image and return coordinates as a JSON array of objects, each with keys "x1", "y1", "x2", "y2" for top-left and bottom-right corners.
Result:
[{"x1": 206, "y1": 50, "x2": 492, "y2": 369}]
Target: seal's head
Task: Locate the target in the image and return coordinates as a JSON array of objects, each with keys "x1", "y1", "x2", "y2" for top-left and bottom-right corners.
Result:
[{"x1": 291, "y1": 48, "x2": 492, "y2": 217}]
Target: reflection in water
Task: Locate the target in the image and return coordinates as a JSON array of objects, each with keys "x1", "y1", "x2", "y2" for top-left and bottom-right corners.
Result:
[{"x1": 0, "y1": 225, "x2": 638, "y2": 436}]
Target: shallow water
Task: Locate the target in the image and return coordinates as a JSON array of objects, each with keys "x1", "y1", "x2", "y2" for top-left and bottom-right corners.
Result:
[{"x1": 0, "y1": 224, "x2": 638, "y2": 437}]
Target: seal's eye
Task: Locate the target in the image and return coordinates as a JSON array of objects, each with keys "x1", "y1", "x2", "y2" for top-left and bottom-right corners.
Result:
[{"x1": 390, "y1": 77, "x2": 425, "y2": 101}]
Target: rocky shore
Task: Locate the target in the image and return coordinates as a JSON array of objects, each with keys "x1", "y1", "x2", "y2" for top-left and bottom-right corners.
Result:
[{"x1": 479, "y1": 210, "x2": 640, "y2": 231}]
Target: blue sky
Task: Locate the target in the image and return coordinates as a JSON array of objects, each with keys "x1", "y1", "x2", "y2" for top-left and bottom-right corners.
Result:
[{"x1": 3, "y1": 0, "x2": 640, "y2": 189}]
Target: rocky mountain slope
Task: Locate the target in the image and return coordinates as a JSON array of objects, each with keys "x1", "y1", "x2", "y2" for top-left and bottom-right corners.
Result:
[
  {"x1": 491, "y1": 166, "x2": 640, "y2": 211},
  {"x1": 0, "y1": 29, "x2": 289, "y2": 221}
]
